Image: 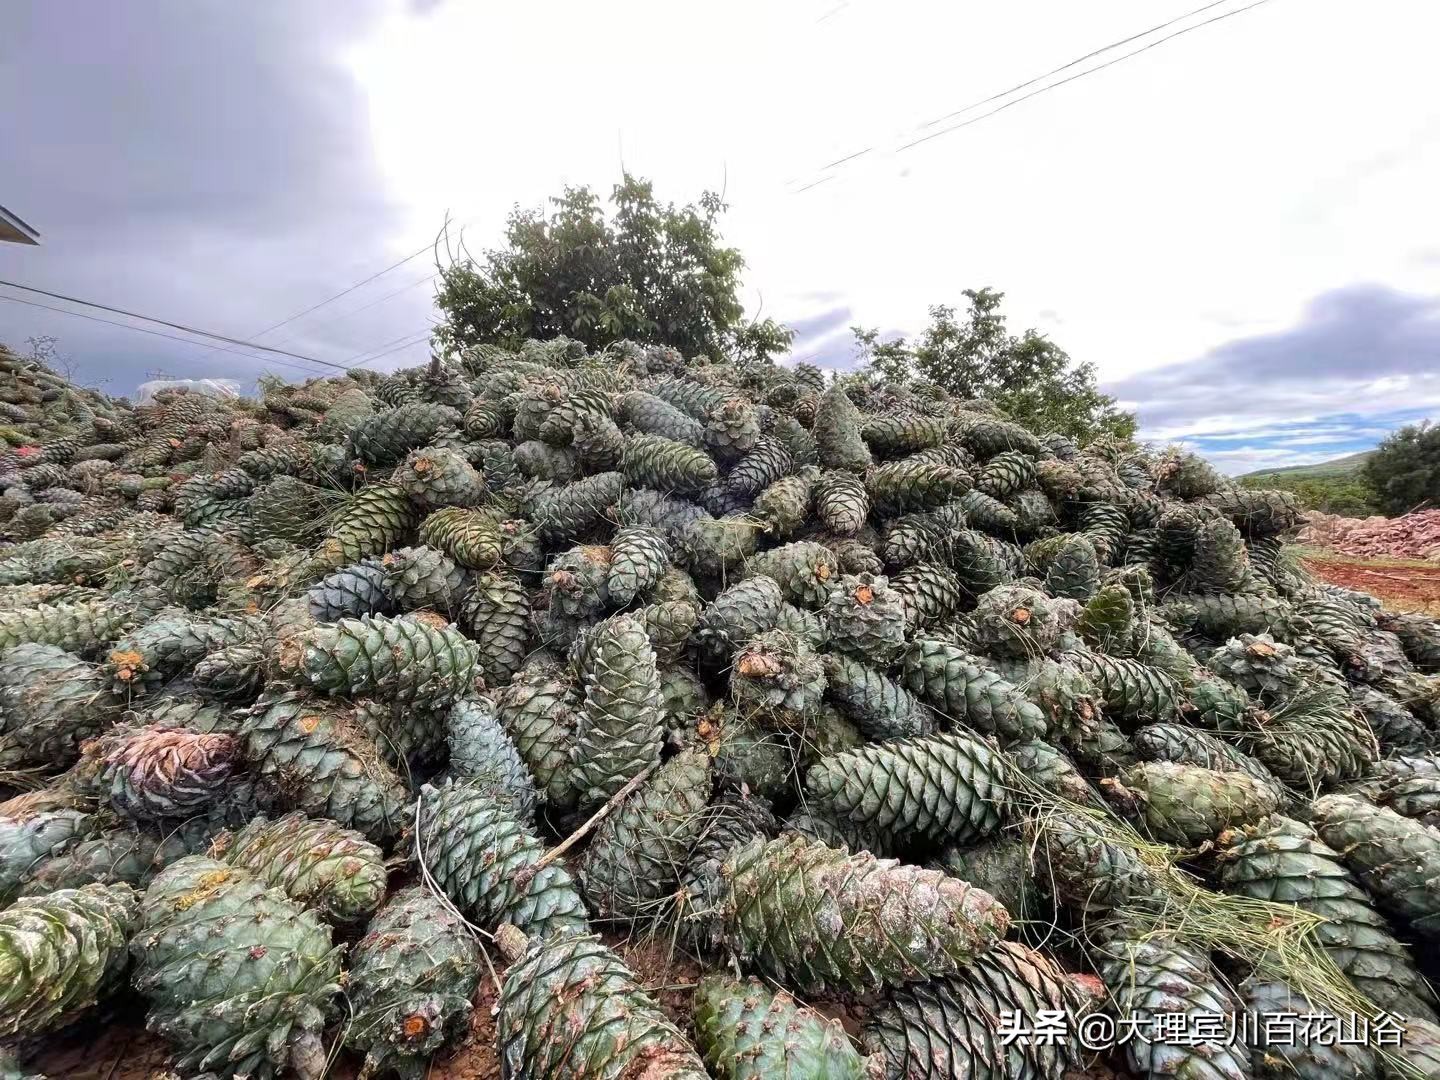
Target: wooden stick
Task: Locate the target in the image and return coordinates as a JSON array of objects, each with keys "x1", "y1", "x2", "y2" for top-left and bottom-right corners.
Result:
[{"x1": 515, "y1": 759, "x2": 660, "y2": 888}]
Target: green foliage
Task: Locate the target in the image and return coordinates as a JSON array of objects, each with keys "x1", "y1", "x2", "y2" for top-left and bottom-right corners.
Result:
[
  {"x1": 1236, "y1": 471, "x2": 1380, "y2": 516},
  {"x1": 852, "y1": 289, "x2": 1135, "y2": 442},
  {"x1": 434, "y1": 175, "x2": 793, "y2": 363},
  {"x1": 1363, "y1": 420, "x2": 1440, "y2": 516}
]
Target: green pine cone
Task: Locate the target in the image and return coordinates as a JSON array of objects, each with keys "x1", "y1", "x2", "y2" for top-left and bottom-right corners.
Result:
[
  {"x1": 210, "y1": 811, "x2": 385, "y2": 923},
  {"x1": 726, "y1": 435, "x2": 793, "y2": 497},
  {"x1": 889, "y1": 563, "x2": 966, "y2": 631},
  {"x1": 191, "y1": 642, "x2": 270, "y2": 703},
  {"x1": 1098, "y1": 933, "x2": 1252, "y2": 1080},
  {"x1": 1006, "y1": 737, "x2": 1104, "y2": 807},
  {"x1": 1133, "y1": 723, "x2": 1295, "y2": 809},
  {"x1": 704, "y1": 398, "x2": 761, "y2": 462},
  {"x1": 105, "y1": 611, "x2": 264, "y2": 695},
  {"x1": 0, "y1": 643, "x2": 123, "y2": 770},
  {"x1": 721, "y1": 833, "x2": 1010, "y2": 993},
  {"x1": 1068, "y1": 649, "x2": 1184, "y2": 726},
  {"x1": 1077, "y1": 502, "x2": 1130, "y2": 563},
  {"x1": 495, "y1": 662, "x2": 583, "y2": 811},
  {"x1": 900, "y1": 638, "x2": 1047, "y2": 741},
  {"x1": 956, "y1": 488, "x2": 1018, "y2": 535},
  {"x1": 860, "y1": 414, "x2": 946, "y2": 458},
  {"x1": 530, "y1": 471, "x2": 624, "y2": 544},
  {"x1": 578, "y1": 748, "x2": 712, "y2": 920},
  {"x1": 1190, "y1": 515, "x2": 1252, "y2": 592},
  {"x1": 19, "y1": 828, "x2": 186, "y2": 895},
  {"x1": 1377, "y1": 611, "x2": 1440, "y2": 673},
  {"x1": 0, "y1": 592, "x2": 152, "y2": 656},
  {"x1": 813, "y1": 383, "x2": 872, "y2": 472},
  {"x1": 462, "y1": 397, "x2": 507, "y2": 439},
  {"x1": 497, "y1": 930, "x2": 707, "y2": 1080},
  {"x1": 132, "y1": 856, "x2": 343, "y2": 1080},
  {"x1": 929, "y1": 836, "x2": 1037, "y2": 918},
  {"x1": 572, "y1": 613, "x2": 664, "y2": 808},
  {"x1": 1218, "y1": 815, "x2": 1437, "y2": 1021},
  {"x1": 955, "y1": 415, "x2": 1043, "y2": 459},
  {"x1": 813, "y1": 469, "x2": 870, "y2": 534},
  {"x1": 344, "y1": 886, "x2": 482, "y2": 1080},
  {"x1": 617, "y1": 389, "x2": 707, "y2": 445},
  {"x1": 864, "y1": 941, "x2": 1092, "y2": 1080},
  {"x1": 635, "y1": 599, "x2": 699, "y2": 664},
  {"x1": 92, "y1": 725, "x2": 240, "y2": 823},
  {"x1": 251, "y1": 476, "x2": 338, "y2": 545},
  {"x1": 1226, "y1": 691, "x2": 1378, "y2": 791},
  {"x1": 416, "y1": 781, "x2": 588, "y2": 938},
  {"x1": 775, "y1": 598, "x2": 831, "y2": 649},
  {"x1": 1026, "y1": 532, "x2": 1101, "y2": 601},
  {"x1": 731, "y1": 628, "x2": 828, "y2": 729},
  {"x1": 0, "y1": 883, "x2": 137, "y2": 1040},
  {"x1": 621, "y1": 433, "x2": 718, "y2": 494},
  {"x1": 459, "y1": 572, "x2": 531, "y2": 688},
  {"x1": 822, "y1": 651, "x2": 935, "y2": 741},
  {"x1": 706, "y1": 706, "x2": 790, "y2": 803},
  {"x1": 1076, "y1": 583, "x2": 1136, "y2": 654},
  {"x1": 752, "y1": 469, "x2": 816, "y2": 538},
  {"x1": 446, "y1": 697, "x2": 538, "y2": 817},
  {"x1": 805, "y1": 732, "x2": 1015, "y2": 846},
  {"x1": 1347, "y1": 755, "x2": 1440, "y2": 828},
  {"x1": 975, "y1": 448, "x2": 1037, "y2": 499},
  {"x1": 615, "y1": 487, "x2": 710, "y2": 536},
  {"x1": 948, "y1": 528, "x2": 1022, "y2": 596},
  {"x1": 1200, "y1": 486, "x2": 1303, "y2": 537},
  {"x1": 1163, "y1": 593, "x2": 1294, "y2": 641},
  {"x1": 1108, "y1": 761, "x2": 1280, "y2": 846},
  {"x1": 868, "y1": 457, "x2": 971, "y2": 517},
  {"x1": 1311, "y1": 794, "x2": 1440, "y2": 938},
  {"x1": 1, "y1": 809, "x2": 95, "y2": 906},
  {"x1": 694, "y1": 974, "x2": 869, "y2": 1080},
  {"x1": 349, "y1": 402, "x2": 460, "y2": 465},
  {"x1": 744, "y1": 541, "x2": 839, "y2": 609},
  {"x1": 354, "y1": 697, "x2": 450, "y2": 772},
  {"x1": 313, "y1": 482, "x2": 419, "y2": 572},
  {"x1": 1240, "y1": 978, "x2": 1378, "y2": 1080},
  {"x1": 278, "y1": 612, "x2": 479, "y2": 708},
  {"x1": 823, "y1": 572, "x2": 907, "y2": 663},
  {"x1": 606, "y1": 525, "x2": 671, "y2": 605},
  {"x1": 380, "y1": 545, "x2": 469, "y2": 615},
  {"x1": 418, "y1": 506, "x2": 504, "y2": 569},
  {"x1": 971, "y1": 583, "x2": 1077, "y2": 659},
  {"x1": 307, "y1": 558, "x2": 392, "y2": 621},
  {"x1": 694, "y1": 576, "x2": 784, "y2": 668},
  {"x1": 243, "y1": 689, "x2": 410, "y2": 843},
  {"x1": 1028, "y1": 810, "x2": 1166, "y2": 916},
  {"x1": 393, "y1": 445, "x2": 486, "y2": 509}
]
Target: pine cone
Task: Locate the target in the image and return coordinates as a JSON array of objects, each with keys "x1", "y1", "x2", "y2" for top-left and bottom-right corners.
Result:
[
  {"x1": 694, "y1": 974, "x2": 871, "y2": 1079},
  {"x1": 721, "y1": 833, "x2": 1009, "y2": 993},
  {"x1": 805, "y1": 732, "x2": 1015, "y2": 846},
  {"x1": 497, "y1": 931, "x2": 707, "y2": 1080},
  {"x1": 209, "y1": 811, "x2": 385, "y2": 923},
  {"x1": 0, "y1": 883, "x2": 137, "y2": 1039},
  {"x1": 344, "y1": 886, "x2": 482, "y2": 1079},
  {"x1": 132, "y1": 856, "x2": 343, "y2": 1080},
  {"x1": 415, "y1": 781, "x2": 587, "y2": 938}
]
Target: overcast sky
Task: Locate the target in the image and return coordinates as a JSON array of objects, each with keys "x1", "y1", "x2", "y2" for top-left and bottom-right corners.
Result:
[{"x1": 3, "y1": 0, "x2": 1438, "y2": 474}]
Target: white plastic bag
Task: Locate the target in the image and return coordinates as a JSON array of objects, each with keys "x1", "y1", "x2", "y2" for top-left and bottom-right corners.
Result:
[{"x1": 135, "y1": 378, "x2": 242, "y2": 405}]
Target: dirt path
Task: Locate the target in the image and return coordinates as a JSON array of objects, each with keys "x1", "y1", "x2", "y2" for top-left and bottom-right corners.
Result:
[{"x1": 1302, "y1": 553, "x2": 1440, "y2": 614}]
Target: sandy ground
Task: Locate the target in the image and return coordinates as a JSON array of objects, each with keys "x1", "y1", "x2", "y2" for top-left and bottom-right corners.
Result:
[{"x1": 1302, "y1": 550, "x2": 1440, "y2": 615}]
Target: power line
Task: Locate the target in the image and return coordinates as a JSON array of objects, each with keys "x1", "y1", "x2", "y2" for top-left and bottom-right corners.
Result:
[
  {"x1": 344, "y1": 329, "x2": 436, "y2": 367},
  {"x1": 337, "y1": 325, "x2": 436, "y2": 367},
  {"x1": 895, "y1": 0, "x2": 1276, "y2": 154},
  {"x1": 0, "y1": 278, "x2": 356, "y2": 372},
  {"x1": 792, "y1": 0, "x2": 1277, "y2": 191},
  {"x1": 0, "y1": 291, "x2": 338, "y2": 378},
  {"x1": 267, "y1": 270, "x2": 439, "y2": 350},
  {"x1": 913, "y1": 0, "x2": 1235, "y2": 134}
]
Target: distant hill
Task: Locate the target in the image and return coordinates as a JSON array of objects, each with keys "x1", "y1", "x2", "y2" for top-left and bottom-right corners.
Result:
[{"x1": 1239, "y1": 449, "x2": 1374, "y2": 483}]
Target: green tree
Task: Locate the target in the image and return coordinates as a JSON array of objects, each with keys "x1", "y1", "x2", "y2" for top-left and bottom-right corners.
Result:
[
  {"x1": 1238, "y1": 473, "x2": 1380, "y2": 516},
  {"x1": 1364, "y1": 421, "x2": 1440, "y2": 516},
  {"x1": 433, "y1": 175, "x2": 793, "y2": 363},
  {"x1": 853, "y1": 288, "x2": 1136, "y2": 442}
]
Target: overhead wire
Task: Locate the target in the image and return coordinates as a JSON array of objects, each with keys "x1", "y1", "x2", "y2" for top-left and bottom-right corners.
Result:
[
  {"x1": 790, "y1": 0, "x2": 1278, "y2": 192},
  {"x1": 0, "y1": 291, "x2": 341, "y2": 378},
  {"x1": 0, "y1": 278, "x2": 355, "y2": 371}
]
